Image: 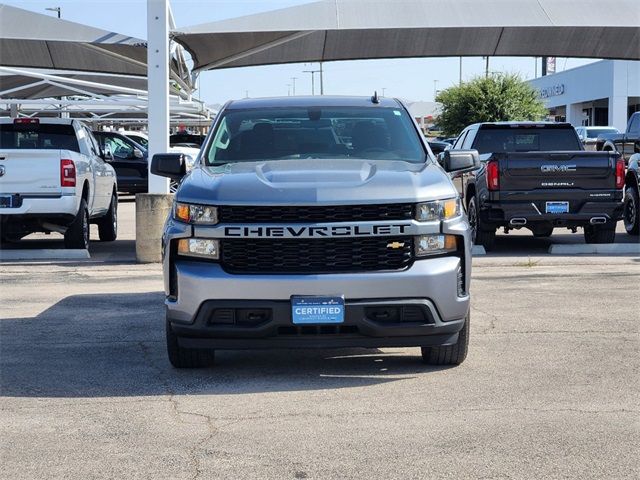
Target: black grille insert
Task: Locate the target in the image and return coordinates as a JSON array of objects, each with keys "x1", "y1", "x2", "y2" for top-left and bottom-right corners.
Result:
[
  {"x1": 220, "y1": 237, "x2": 413, "y2": 274},
  {"x1": 218, "y1": 203, "x2": 414, "y2": 223}
]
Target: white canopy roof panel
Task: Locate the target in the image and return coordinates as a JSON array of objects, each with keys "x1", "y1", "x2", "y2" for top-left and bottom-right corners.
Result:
[{"x1": 172, "y1": 0, "x2": 640, "y2": 72}]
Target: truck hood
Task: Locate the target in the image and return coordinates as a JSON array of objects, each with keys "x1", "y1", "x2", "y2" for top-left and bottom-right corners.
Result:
[{"x1": 176, "y1": 159, "x2": 456, "y2": 205}]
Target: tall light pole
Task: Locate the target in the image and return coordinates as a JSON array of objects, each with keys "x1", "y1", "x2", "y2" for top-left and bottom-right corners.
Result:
[
  {"x1": 319, "y1": 62, "x2": 324, "y2": 95},
  {"x1": 433, "y1": 80, "x2": 439, "y2": 100},
  {"x1": 303, "y1": 69, "x2": 320, "y2": 95},
  {"x1": 381, "y1": 88, "x2": 387, "y2": 97},
  {"x1": 45, "y1": 6, "x2": 61, "y2": 18},
  {"x1": 290, "y1": 77, "x2": 298, "y2": 96}
]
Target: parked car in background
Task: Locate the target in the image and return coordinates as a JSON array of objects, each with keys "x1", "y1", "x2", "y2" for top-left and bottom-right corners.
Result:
[
  {"x1": 596, "y1": 112, "x2": 640, "y2": 163},
  {"x1": 451, "y1": 122, "x2": 624, "y2": 249},
  {"x1": 427, "y1": 140, "x2": 451, "y2": 155},
  {"x1": 93, "y1": 131, "x2": 148, "y2": 194},
  {"x1": 575, "y1": 126, "x2": 619, "y2": 151},
  {"x1": 0, "y1": 118, "x2": 118, "y2": 249},
  {"x1": 623, "y1": 153, "x2": 640, "y2": 235},
  {"x1": 150, "y1": 95, "x2": 479, "y2": 368},
  {"x1": 169, "y1": 131, "x2": 206, "y2": 148}
]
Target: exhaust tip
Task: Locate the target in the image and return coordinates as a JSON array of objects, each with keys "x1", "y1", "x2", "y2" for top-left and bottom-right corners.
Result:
[
  {"x1": 589, "y1": 217, "x2": 608, "y2": 225},
  {"x1": 510, "y1": 218, "x2": 527, "y2": 226}
]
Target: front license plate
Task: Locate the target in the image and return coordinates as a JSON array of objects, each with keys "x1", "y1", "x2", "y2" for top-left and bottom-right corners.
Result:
[
  {"x1": 546, "y1": 201, "x2": 569, "y2": 214},
  {"x1": 0, "y1": 196, "x2": 12, "y2": 208},
  {"x1": 291, "y1": 296, "x2": 344, "y2": 325}
]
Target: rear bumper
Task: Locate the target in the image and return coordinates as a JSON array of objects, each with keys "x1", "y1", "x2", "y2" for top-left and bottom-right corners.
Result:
[
  {"x1": 0, "y1": 194, "x2": 78, "y2": 216},
  {"x1": 480, "y1": 199, "x2": 624, "y2": 227}
]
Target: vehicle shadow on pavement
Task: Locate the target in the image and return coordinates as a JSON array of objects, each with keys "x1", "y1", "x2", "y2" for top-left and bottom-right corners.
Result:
[{"x1": 0, "y1": 292, "x2": 451, "y2": 399}]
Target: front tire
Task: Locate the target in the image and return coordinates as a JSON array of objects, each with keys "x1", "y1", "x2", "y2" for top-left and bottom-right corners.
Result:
[
  {"x1": 468, "y1": 197, "x2": 496, "y2": 251},
  {"x1": 421, "y1": 313, "x2": 470, "y2": 366},
  {"x1": 584, "y1": 224, "x2": 616, "y2": 244},
  {"x1": 623, "y1": 185, "x2": 640, "y2": 235},
  {"x1": 97, "y1": 191, "x2": 118, "y2": 242},
  {"x1": 166, "y1": 318, "x2": 216, "y2": 368},
  {"x1": 64, "y1": 199, "x2": 89, "y2": 249}
]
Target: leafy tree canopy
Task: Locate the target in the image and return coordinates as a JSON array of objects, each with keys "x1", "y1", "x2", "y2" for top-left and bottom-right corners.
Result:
[{"x1": 435, "y1": 73, "x2": 548, "y2": 137}]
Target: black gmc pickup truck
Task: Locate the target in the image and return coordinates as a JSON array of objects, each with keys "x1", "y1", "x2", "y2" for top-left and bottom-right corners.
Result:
[{"x1": 449, "y1": 122, "x2": 625, "y2": 250}]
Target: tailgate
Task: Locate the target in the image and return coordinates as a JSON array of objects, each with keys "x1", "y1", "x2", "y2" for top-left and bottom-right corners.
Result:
[
  {"x1": 498, "y1": 151, "x2": 616, "y2": 191},
  {"x1": 0, "y1": 149, "x2": 64, "y2": 196}
]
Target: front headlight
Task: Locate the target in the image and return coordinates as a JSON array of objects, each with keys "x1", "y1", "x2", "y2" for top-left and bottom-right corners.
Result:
[
  {"x1": 415, "y1": 198, "x2": 461, "y2": 222},
  {"x1": 174, "y1": 202, "x2": 218, "y2": 225},
  {"x1": 177, "y1": 238, "x2": 219, "y2": 259},
  {"x1": 415, "y1": 234, "x2": 458, "y2": 257}
]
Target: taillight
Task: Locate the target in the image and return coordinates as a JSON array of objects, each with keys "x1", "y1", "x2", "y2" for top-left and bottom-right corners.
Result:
[
  {"x1": 60, "y1": 159, "x2": 76, "y2": 187},
  {"x1": 615, "y1": 158, "x2": 625, "y2": 189},
  {"x1": 486, "y1": 160, "x2": 499, "y2": 191}
]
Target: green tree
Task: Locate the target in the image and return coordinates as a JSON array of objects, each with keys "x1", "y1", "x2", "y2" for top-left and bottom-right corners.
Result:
[{"x1": 435, "y1": 73, "x2": 547, "y2": 136}]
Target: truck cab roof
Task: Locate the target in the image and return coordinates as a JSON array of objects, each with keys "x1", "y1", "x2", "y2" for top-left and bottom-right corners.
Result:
[{"x1": 224, "y1": 95, "x2": 403, "y2": 110}]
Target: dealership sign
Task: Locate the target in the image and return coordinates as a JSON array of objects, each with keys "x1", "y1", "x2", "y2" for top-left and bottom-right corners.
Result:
[{"x1": 539, "y1": 84, "x2": 565, "y2": 99}]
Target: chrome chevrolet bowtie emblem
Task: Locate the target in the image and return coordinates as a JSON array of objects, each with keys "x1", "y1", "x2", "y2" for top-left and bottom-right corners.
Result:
[
  {"x1": 0, "y1": 165, "x2": 5, "y2": 177},
  {"x1": 386, "y1": 241, "x2": 405, "y2": 249}
]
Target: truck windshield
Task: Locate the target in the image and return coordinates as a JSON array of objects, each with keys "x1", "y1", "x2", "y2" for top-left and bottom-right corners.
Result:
[
  {"x1": 205, "y1": 106, "x2": 426, "y2": 165},
  {"x1": 0, "y1": 124, "x2": 79, "y2": 152},
  {"x1": 473, "y1": 127, "x2": 581, "y2": 154}
]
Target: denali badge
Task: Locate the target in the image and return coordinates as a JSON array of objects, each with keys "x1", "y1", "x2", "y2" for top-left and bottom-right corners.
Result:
[{"x1": 540, "y1": 164, "x2": 576, "y2": 173}]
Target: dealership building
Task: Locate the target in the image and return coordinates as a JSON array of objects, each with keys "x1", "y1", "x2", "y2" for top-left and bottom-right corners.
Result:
[{"x1": 528, "y1": 60, "x2": 640, "y2": 132}]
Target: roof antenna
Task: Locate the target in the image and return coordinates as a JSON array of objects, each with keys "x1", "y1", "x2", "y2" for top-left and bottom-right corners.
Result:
[{"x1": 371, "y1": 91, "x2": 380, "y2": 104}]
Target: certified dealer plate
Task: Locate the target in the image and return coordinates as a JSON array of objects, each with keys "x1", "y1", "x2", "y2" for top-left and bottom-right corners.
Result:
[
  {"x1": 291, "y1": 296, "x2": 344, "y2": 325},
  {"x1": 546, "y1": 201, "x2": 569, "y2": 214}
]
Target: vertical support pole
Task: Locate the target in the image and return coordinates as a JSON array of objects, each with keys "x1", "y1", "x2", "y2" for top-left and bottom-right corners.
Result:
[
  {"x1": 137, "y1": 0, "x2": 170, "y2": 263},
  {"x1": 459, "y1": 57, "x2": 462, "y2": 85},
  {"x1": 319, "y1": 62, "x2": 324, "y2": 95},
  {"x1": 147, "y1": 0, "x2": 169, "y2": 194}
]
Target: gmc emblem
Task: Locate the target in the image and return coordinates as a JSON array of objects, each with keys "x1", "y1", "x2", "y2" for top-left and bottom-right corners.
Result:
[{"x1": 540, "y1": 164, "x2": 577, "y2": 173}]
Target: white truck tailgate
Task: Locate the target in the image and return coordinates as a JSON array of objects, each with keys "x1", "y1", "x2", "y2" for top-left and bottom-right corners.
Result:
[{"x1": 0, "y1": 149, "x2": 64, "y2": 196}]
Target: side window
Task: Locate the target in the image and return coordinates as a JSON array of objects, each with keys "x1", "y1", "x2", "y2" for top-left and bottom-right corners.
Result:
[
  {"x1": 84, "y1": 128, "x2": 100, "y2": 155},
  {"x1": 106, "y1": 135, "x2": 135, "y2": 158},
  {"x1": 453, "y1": 130, "x2": 468, "y2": 149},
  {"x1": 462, "y1": 128, "x2": 476, "y2": 149}
]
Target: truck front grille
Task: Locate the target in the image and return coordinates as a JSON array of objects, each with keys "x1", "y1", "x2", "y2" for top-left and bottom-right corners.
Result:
[
  {"x1": 218, "y1": 203, "x2": 414, "y2": 223},
  {"x1": 220, "y1": 237, "x2": 413, "y2": 274}
]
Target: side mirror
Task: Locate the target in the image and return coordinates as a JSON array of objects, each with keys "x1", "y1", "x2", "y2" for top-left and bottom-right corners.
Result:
[
  {"x1": 101, "y1": 145, "x2": 114, "y2": 162},
  {"x1": 133, "y1": 148, "x2": 144, "y2": 159},
  {"x1": 151, "y1": 153, "x2": 187, "y2": 180},
  {"x1": 437, "y1": 150, "x2": 480, "y2": 174}
]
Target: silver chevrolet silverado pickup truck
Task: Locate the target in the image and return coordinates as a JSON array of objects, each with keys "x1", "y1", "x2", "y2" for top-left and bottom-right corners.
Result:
[{"x1": 151, "y1": 96, "x2": 480, "y2": 368}]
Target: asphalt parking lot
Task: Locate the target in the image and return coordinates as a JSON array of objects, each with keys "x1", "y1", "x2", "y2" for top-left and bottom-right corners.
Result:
[{"x1": 1, "y1": 199, "x2": 639, "y2": 479}]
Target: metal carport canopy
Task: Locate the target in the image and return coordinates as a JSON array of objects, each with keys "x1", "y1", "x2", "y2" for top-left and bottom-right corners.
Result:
[
  {"x1": 0, "y1": 4, "x2": 148, "y2": 76},
  {"x1": 172, "y1": 0, "x2": 640, "y2": 72}
]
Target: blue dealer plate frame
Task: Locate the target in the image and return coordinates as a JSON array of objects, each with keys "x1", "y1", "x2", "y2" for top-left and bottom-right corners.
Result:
[
  {"x1": 0, "y1": 196, "x2": 12, "y2": 208},
  {"x1": 291, "y1": 296, "x2": 345, "y2": 325},
  {"x1": 546, "y1": 201, "x2": 569, "y2": 214}
]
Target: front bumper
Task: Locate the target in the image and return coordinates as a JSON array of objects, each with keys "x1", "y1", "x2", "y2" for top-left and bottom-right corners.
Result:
[{"x1": 171, "y1": 298, "x2": 466, "y2": 350}]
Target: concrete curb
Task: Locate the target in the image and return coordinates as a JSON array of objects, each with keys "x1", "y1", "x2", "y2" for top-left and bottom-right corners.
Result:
[
  {"x1": 548, "y1": 243, "x2": 640, "y2": 255},
  {"x1": 0, "y1": 249, "x2": 90, "y2": 261},
  {"x1": 472, "y1": 245, "x2": 487, "y2": 256}
]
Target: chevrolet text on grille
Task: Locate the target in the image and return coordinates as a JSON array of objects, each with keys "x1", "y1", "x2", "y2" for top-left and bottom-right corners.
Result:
[{"x1": 223, "y1": 223, "x2": 412, "y2": 238}]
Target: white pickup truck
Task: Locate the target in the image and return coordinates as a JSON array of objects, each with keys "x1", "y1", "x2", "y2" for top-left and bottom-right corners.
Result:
[{"x1": 0, "y1": 118, "x2": 118, "y2": 249}]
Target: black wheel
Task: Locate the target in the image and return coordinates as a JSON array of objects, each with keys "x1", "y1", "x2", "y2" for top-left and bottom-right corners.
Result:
[
  {"x1": 97, "y1": 191, "x2": 118, "y2": 242},
  {"x1": 64, "y1": 199, "x2": 89, "y2": 249},
  {"x1": 166, "y1": 318, "x2": 215, "y2": 368},
  {"x1": 584, "y1": 224, "x2": 616, "y2": 244},
  {"x1": 467, "y1": 197, "x2": 496, "y2": 251},
  {"x1": 421, "y1": 313, "x2": 470, "y2": 366},
  {"x1": 623, "y1": 185, "x2": 640, "y2": 235}
]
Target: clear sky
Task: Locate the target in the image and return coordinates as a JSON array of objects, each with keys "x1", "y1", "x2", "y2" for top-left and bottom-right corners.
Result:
[{"x1": 8, "y1": 0, "x2": 598, "y2": 106}]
